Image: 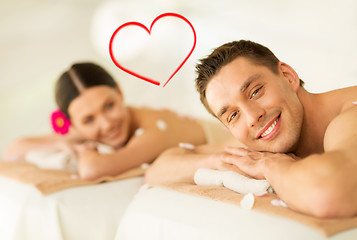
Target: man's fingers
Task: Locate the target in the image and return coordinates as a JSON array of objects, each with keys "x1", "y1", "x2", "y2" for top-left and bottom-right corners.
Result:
[
  {"x1": 247, "y1": 151, "x2": 265, "y2": 160},
  {"x1": 220, "y1": 153, "x2": 238, "y2": 165},
  {"x1": 220, "y1": 153, "x2": 248, "y2": 166},
  {"x1": 220, "y1": 154, "x2": 254, "y2": 178},
  {"x1": 225, "y1": 146, "x2": 249, "y2": 156}
]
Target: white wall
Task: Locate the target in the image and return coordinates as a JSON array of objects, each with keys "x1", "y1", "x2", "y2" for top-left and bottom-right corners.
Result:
[{"x1": 1, "y1": 0, "x2": 356, "y2": 154}]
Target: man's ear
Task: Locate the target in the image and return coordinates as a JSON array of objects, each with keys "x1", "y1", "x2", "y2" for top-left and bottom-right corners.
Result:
[{"x1": 278, "y1": 62, "x2": 300, "y2": 92}]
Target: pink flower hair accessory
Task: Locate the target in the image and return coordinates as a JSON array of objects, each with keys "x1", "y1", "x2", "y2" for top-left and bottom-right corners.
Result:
[{"x1": 51, "y1": 109, "x2": 71, "y2": 135}]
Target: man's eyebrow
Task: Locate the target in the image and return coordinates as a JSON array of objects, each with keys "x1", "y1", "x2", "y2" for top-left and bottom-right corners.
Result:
[
  {"x1": 216, "y1": 74, "x2": 262, "y2": 118},
  {"x1": 240, "y1": 74, "x2": 262, "y2": 93},
  {"x1": 217, "y1": 106, "x2": 229, "y2": 118}
]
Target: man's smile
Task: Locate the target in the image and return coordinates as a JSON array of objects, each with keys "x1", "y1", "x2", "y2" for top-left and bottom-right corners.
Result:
[{"x1": 257, "y1": 114, "x2": 281, "y2": 140}]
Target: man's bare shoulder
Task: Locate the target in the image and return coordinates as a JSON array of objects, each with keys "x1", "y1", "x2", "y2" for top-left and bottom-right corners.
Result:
[
  {"x1": 324, "y1": 100, "x2": 357, "y2": 151},
  {"x1": 322, "y1": 85, "x2": 357, "y2": 112},
  {"x1": 338, "y1": 86, "x2": 357, "y2": 112}
]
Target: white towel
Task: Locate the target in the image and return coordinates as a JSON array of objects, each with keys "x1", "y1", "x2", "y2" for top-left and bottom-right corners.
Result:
[
  {"x1": 194, "y1": 168, "x2": 273, "y2": 196},
  {"x1": 194, "y1": 168, "x2": 224, "y2": 186},
  {"x1": 222, "y1": 171, "x2": 271, "y2": 196},
  {"x1": 25, "y1": 150, "x2": 78, "y2": 172},
  {"x1": 25, "y1": 143, "x2": 115, "y2": 172}
]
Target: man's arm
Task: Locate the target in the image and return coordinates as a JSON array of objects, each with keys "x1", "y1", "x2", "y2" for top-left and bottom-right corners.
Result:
[
  {"x1": 145, "y1": 138, "x2": 245, "y2": 185},
  {"x1": 222, "y1": 106, "x2": 357, "y2": 218}
]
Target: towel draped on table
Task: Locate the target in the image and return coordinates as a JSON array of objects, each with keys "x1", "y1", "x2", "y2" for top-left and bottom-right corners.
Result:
[
  {"x1": 158, "y1": 181, "x2": 357, "y2": 237},
  {"x1": 0, "y1": 161, "x2": 145, "y2": 195}
]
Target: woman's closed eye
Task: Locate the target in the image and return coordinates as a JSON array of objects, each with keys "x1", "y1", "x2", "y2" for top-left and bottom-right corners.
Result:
[
  {"x1": 83, "y1": 116, "x2": 94, "y2": 124},
  {"x1": 105, "y1": 101, "x2": 114, "y2": 110}
]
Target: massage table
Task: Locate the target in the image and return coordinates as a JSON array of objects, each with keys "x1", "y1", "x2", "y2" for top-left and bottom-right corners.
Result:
[
  {"x1": 1, "y1": 162, "x2": 357, "y2": 240},
  {"x1": 0, "y1": 120, "x2": 231, "y2": 240},
  {"x1": 115, "y1": 186, "x2": 357, "y2": 240},
  {"x1": 0, "y1": 174, "x2": 143, "y2": 240}
]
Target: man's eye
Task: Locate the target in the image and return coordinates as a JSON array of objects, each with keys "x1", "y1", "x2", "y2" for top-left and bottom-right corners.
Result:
[
  {"x1": 250, "y1": 86, "x2": 263, "y2": 98},
  {"x1": 228, "y1": 112, "x2": 238, "y2": 123}
]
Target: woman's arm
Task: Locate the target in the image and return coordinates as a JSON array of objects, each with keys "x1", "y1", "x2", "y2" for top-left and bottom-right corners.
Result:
[
  {"x1": 76, "y1": 118, "x2": 207, "y2": 180},
  {"x1": 2, "y1": 129, "x2": 84, "y2": 161},
  {"x1": 76, "y1": 127, "x2": 166, "y2": 180},
  {"x1": 76, "y1": 108, "x2": 210, "y2": 180}
]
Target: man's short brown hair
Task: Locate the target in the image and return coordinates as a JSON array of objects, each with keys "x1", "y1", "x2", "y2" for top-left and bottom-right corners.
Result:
[{"x1": 195, "y1": 40, "x2": 303, "y2": 116}]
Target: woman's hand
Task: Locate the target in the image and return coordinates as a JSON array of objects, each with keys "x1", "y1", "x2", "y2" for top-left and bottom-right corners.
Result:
[
  {"x1": 74, "y1": 142, "x2": 99, "y2": 161},
  {"x1": 221, "y1": 146, "x2": 298, "y2": 180},
  {"x1": 57, "y1": 128, "x2": 86, "y2": 153},
  {"x1": 74, "y1": 142, "x2": 103, "y2": 180}
]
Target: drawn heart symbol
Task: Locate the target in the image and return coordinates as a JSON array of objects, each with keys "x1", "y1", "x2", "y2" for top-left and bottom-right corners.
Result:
[{"x1": 109, "y1": 13, "x2": 196, "y2": 87}]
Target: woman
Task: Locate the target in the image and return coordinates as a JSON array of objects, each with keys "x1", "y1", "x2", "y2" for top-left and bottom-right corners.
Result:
[{"x1": 2, "y1": 62, "x2": 207, "y2": 180}]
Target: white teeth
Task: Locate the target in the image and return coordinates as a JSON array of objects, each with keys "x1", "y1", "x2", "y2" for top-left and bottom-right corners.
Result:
[{"x1": 261, "y1": 119, "x2": 278, "y2": 137}]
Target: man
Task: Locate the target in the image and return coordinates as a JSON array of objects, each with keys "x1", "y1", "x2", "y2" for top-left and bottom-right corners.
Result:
[{"x1": 146, "y1": 40, "x2": 357, "y2": 218}]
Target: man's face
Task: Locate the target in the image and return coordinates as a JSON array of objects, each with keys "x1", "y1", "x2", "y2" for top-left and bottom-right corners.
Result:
[{"x1": 205, "y1": 57, "x2": 304, "y2": 153}]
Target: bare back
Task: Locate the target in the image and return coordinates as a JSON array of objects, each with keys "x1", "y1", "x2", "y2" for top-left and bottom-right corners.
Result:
[{"x1": 128, "y1": 107, "x2": 207, "y2": 149}]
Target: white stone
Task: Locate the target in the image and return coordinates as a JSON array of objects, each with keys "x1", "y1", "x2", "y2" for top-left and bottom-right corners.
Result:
[
  {"x1": 156, "y1": 120, "x2": 167, "y2": 130},
  {"x1": 240, "y1": 193, "x2": 255, "y2": 210},
  {"x1": 178, "y1": 142, "x2": 195, "y2": 150},
  {"x1": 134, "y1": 128, "x2": 144, "y2": 136}
]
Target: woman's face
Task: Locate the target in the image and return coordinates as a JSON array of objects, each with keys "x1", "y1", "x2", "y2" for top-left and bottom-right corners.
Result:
[{"x1": 68, "y1": 85, "x2": 131, "y2": 148}]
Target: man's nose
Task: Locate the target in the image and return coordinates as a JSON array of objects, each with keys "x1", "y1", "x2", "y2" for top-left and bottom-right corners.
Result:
[{"x1": 242, "y1": 104, "x2": 264, "y2": 128}]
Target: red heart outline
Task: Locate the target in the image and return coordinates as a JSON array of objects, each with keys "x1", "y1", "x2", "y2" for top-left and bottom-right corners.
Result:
[{"x1": 109, "y1": 13, "x2": 197, "y2": 87}]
